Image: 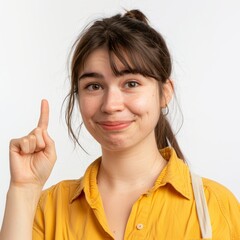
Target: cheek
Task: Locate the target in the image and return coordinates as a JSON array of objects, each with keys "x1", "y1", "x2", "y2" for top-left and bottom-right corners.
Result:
[
  {"x1": 129, "y1": 92, "x2": 161, "y2": 117},
  {"x1": 131, "y1": 99, "x2": 148, "y2": 113},
  {"x1": 79, "y1": 97, "x2": 95, "y2": 120}
]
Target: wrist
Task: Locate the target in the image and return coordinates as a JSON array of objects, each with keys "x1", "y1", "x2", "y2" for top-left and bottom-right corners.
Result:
[
  {"x1": 1, "y1": 184, "x2": 42, "y2": 240},
  {"x1": 7, "y1": 183, "x2": 43, "y2": 206},
  {"x1": 9, "y1": 180, "x2": 44, "y2": 191}
]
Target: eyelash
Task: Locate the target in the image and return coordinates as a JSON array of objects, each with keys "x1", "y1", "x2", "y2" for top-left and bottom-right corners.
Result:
[
  {"x1": 85, "y1": 83, "x2": 102, "y2": 91},
  {"x1": 124, "y1": 81, "x2": 140, "y2": 88},
  {"x1": 83, "y1": 80, "x2": 140, "y2": 91}
]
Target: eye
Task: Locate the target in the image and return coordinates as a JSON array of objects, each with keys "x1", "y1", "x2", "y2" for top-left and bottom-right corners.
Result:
[
  {"x1": 86, "y1": 83, "x2": 102, "y2": 91},
  {"x1": 125, "y1": 81, "x2": 139, "y2": 88}
]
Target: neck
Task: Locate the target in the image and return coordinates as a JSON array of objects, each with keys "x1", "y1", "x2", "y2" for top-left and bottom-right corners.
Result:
[{"x1": 98, "y1": 134, "x2": 167, "y2": 192}]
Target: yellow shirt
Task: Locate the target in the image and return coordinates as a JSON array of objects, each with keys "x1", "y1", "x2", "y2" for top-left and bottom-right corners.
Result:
[{"x1": 33, "y1": 148, "x2": 240, "y2": 239}]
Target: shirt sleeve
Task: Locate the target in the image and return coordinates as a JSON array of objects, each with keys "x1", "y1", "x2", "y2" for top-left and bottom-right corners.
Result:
[
  {"x1": 32, "y1": 200, "x2": 45, "y2": 240},
  {"x1": 222, "y1": 192, "x2": 240, "y2": 238},
  {"x1": 203, "y1": 178, "x2": 240, "y2": 239}
]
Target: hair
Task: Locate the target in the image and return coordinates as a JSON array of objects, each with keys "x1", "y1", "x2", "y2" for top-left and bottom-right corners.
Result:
[{"x1": 65, "y1": 9, "x2": 185, "y2": 161}]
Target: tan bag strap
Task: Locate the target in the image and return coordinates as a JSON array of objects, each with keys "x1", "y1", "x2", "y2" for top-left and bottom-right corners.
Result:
[{"x1": 190, "y1": 172, "x2": 212, "y2": 239}]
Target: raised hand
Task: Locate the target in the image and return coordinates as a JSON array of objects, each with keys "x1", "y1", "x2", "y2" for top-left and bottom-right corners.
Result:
[{"x1": 9, "y1": 99, "x2": 57, "y2": 188}]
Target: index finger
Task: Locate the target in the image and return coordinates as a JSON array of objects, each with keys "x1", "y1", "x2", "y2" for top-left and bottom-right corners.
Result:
[{"x1": 37, "y1": 99, "x2": 49, "y2": 130}]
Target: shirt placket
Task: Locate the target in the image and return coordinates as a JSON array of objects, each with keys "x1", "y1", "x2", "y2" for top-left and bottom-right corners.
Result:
[{"x1": 125, "y1": 192, "x2": 152, "y2": 240}]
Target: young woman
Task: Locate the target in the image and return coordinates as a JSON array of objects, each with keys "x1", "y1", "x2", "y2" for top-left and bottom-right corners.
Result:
[{"x1": 1, "y1": 9, "x2": 239, "y2": 240}]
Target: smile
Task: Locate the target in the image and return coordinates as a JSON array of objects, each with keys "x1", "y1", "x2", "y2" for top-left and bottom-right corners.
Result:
[{"x1": 97, "y1": 121, "x2": 133, "y2": 131}]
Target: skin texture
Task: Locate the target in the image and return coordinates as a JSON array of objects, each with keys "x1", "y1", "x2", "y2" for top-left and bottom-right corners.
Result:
[
  {"x1": 78, "y1": 48, "x2": 169, "y2": 152},
  {"x1": 9, "y1": 100, "x2": 56, "y2": 187},
  {"x1": 0, "y1": 100, "x2": 56, "y2": 240},
  {"x1": 0, "y1": 49, "x2": 173, "y2": 240},
  {"x1": 78, "y1": 48, "x2": 173, "y2": 240}
]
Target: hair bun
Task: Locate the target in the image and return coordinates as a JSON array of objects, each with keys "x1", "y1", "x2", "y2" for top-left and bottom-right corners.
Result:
[{"x1": 124, "y1": 9, "x2": 149, "y2": 24}]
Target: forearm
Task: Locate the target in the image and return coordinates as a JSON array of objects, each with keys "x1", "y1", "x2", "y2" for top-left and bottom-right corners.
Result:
[{"x1": 0, "y1": 185, "x2": 42, "y2": 240}]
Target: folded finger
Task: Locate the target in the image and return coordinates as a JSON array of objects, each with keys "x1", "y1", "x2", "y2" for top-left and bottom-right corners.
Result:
[{"x1": 31, "y1": 127, "x2": 46, "y2": 151}]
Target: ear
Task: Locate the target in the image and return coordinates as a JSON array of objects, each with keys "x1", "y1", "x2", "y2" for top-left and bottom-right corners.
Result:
[{"x1": 160, "y1": 79, "x2": 174, "y2": 107}]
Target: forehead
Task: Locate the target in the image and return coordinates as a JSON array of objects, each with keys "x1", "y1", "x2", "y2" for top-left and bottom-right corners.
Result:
[
  {"x1": 81, "y1": 47, "x2": 128, "y2": 73},
  {"x1": 78, "y1": 45, "x2": 160, "y2": 81}
]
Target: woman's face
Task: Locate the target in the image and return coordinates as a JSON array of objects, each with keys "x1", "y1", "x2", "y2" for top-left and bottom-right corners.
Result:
[{"x1": 78, "y1": 48, "x2": 165, "y2": 151}]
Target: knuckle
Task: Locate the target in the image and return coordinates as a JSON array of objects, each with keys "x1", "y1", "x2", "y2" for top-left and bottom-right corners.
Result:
[
  {"x1": 9, "y1": 138, "x2": 17, "y2": 148},
  {"x1": 31, "y1": 127, "x2": 42, "y2": 135},
  {"x1": 9, "y1": 139, "x2": 15, "y2": 145},
  {"x1": 21, "y1": 137, "x2": 28, "y2": 144},
  {"x1": 35, "y1": 127, "x2": 42, "y2": 133},
  {"x1": 29, "y1": 134, "x2": 36, "y2": 141}
]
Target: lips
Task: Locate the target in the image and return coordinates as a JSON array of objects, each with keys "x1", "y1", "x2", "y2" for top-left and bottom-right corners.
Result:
[{"x1": 97, "y1": 121, "x2": 133, "y2": 131}]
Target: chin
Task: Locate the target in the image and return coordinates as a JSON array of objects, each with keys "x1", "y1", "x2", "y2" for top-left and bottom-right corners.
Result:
[{"x1": 100, "y1": 139, "x2": 133, "y2": 152}]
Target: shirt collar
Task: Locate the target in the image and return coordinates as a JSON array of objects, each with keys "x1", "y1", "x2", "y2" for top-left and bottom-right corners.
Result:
[
  {"x1": 70, "y1": 147, "x2": 192, "y2": 203},
  {"x1": 70, "y1": 157, "x2": 101, "y2": 203},
  {"x1": 154, "y1": 147, "x2": 191, "y2": 200}
]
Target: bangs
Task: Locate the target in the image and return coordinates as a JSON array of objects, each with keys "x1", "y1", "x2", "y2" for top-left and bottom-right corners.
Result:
[
  {"x1": 73, "y1": 15, "x2": 171, "y2": 84},
  {"x1": 107, "y1": 39, "x2": 162, "y2": 81}
]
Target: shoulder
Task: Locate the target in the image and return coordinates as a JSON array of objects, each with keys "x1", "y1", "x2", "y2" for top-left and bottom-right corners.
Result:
[
  {"x1": 38, "y1": 178, "x2": 83, "y2": 208},
  {"x1": 202, "y1": 177, "x2": 239, "y2": 208},
  {"x1": 38, "y1": 158, "x2": 100, "y2": 208},
  {"x1": 201, "y1": 177, "x2": 240, "y2": 236},
  {"x1": 33, "y1": 179, "x2": 84, "y2": 238}
]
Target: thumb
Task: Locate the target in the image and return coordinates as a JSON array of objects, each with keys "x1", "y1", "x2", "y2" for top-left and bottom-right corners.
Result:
[{"x1": 42, "y1": 129, "x2": 56, "y2": 163}]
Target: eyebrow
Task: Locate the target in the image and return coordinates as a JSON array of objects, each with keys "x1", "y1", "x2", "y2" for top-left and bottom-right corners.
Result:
[
  {"x1": 78, "y1": 69, "x2": 140, "y2": 81},
  {"x1": 78, "y1": 72, "x2": 103, "y2": 81}
]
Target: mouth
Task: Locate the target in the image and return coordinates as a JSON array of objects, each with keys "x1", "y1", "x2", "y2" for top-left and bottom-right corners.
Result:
[{"x1": 97, "y1": 121, "x2": 133, "y2": 131}]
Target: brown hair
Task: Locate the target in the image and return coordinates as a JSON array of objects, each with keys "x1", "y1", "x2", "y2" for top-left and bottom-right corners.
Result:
[{"x1": 65, "y1": 9, "x2": 185, "y2": 161}]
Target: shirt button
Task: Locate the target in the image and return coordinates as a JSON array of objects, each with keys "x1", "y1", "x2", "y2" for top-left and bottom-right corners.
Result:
[{"x1": 136, "y1": 223, "x2": 144, "y2": 230}]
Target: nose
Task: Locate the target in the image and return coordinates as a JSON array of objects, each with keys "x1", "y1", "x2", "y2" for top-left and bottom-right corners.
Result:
[{"x1": 101, "y1": 87, "x2": 124, "y2": 114}]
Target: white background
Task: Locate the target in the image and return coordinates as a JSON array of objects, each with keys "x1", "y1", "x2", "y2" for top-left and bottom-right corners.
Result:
[{"x1": 0, "y1": 0, "x2": 240, "y2": 225}]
